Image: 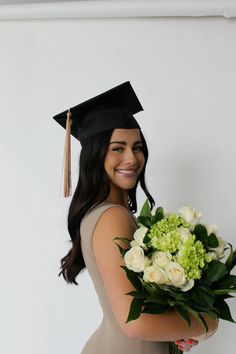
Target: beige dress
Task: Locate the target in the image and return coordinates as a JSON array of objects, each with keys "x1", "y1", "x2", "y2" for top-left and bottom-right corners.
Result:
[{"x1": 80, "y1": 202, "x2": 169, "y2": 354}]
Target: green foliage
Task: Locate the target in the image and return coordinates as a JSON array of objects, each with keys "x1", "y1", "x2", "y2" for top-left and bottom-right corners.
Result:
[
  {"x1": 137, "y1": 215, "x2": 151, "y2": 227},
  {"x1": 126, "y1": 289, "x2": 149, "y2": 299},
  {"x1": 138, "y1": 201, "x2": 164, "y2": 227},
  {"x1": 126, "y1": 298, "x2": 143, "y2": 322},
  {"x1": 190, "y1": 284, "x2": 215, "y2": 309},
  {"x1": 114, "y1": 242, "x2": 126, "y2": 257},
  {"x1": 193, "y1": 224, "x2": 208, "y2": 246},
  {"x1": 214, "y1": 299, "x2": 235, "y2": 323},
  {"x1": 120, "y1": 266, "x2": 143, "y2": 290},
  {"x1": 174, "y1": 305, "x2": 191, "y2": 327},
  {"x1": 155, "y1": 206, "x2": 164, "y2": 220},
  {"x1": 140, "y1": 199, "x2": 152, "y2": 218},
  {"x1": 142, "y1": 303, "x2": 170, "y2": 314},
  {"x1": 181, "y1": 304, "x2": 209, "y2": 334},
  {"x1": 204, "y1": 260, "x2": 228, "y2": 284},
  {"x1": 214, "y1": 274, "x2": 236, "y2": 290},
  {"x1": 225, "y1": 243, "x2": 236, "y2": 271},
  {"x1": 207, "y1": 233, "x2": 219, "y2": 248},
  {"x1": 169, "y1": 342, "x2": 183, "y2": 354},
  {"x1": 113, "y1": 236, "x2": 131, "y2": 245}
]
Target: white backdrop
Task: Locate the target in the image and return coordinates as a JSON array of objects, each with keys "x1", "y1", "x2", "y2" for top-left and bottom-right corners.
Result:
[{"x1": 0, "y1": 11, "x2": 236, "y2": 354}]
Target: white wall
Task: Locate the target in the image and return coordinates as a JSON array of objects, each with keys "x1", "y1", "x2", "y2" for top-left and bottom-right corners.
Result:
[{"x1": 0, "y1": 12, "x2": 236, "y2": 354}]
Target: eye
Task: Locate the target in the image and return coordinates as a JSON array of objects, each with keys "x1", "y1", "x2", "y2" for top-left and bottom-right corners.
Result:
[
  {"x1": 112, "y1": 147, "x2": 123, "y2": 152},
  {"x1": 133, "y1": 145, "x2": 143, "y2": 152}
]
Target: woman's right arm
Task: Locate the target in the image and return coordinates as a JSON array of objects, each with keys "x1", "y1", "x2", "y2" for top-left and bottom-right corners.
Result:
[{"x1": 92, "y1": 206, "x2": 218, "y2": 342}]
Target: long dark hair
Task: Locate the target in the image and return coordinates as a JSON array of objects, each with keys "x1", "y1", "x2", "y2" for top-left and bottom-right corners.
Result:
[{"x1": 58, "y1": 129, "x2": 155, "y2": 285}]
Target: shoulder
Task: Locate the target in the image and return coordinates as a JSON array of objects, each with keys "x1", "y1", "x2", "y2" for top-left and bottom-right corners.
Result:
[{"x1": 92, "y1": 204, "x2": 137, "y2": 245}]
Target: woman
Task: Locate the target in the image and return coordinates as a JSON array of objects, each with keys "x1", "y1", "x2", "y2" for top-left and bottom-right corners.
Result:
[{"x1": 54, "y1": 82, "x2": 218, "y2": 353}]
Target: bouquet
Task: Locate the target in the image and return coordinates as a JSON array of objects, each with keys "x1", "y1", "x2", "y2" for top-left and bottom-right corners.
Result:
[{"x1": 114, "y1": 200, "x2": 236, "y2": 354}]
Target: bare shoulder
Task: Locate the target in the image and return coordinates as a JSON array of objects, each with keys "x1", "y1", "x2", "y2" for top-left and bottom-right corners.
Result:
[{"x1": 93, "y1": 205, "x2": 136, "y2": 245}]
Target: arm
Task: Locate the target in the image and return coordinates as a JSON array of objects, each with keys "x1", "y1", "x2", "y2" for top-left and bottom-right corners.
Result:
[{"x1": 92, "y1": 206, "x2": 218, "y2": 342}]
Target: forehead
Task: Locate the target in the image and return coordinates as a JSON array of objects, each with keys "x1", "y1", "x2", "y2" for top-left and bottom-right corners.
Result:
[{"x1": 110, "y1": 128, "x2": 141, "y2": 141}]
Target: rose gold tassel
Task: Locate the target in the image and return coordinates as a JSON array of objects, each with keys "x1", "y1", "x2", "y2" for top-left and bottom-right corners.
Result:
[{"x1": 62, "y1": 109, "x2": 72, "y2": 197}]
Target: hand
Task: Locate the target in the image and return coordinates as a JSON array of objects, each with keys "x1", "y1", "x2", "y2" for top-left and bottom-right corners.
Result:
[{"x1": 175, "y1": 338, "x2": 199, "y2": 352}]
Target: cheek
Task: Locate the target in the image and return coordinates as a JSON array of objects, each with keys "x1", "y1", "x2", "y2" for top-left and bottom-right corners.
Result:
[{"x1": 104, "y1": 153, "x2": 120, "y2": 171}]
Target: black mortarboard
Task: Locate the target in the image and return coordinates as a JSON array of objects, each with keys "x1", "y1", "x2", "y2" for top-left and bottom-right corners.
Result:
[
  {"x1": 53, "y1": 81, "x2": 143, "y2": 142},
  {"x1": 53, "y1": 81, "x2": 143, "y2": 197}
]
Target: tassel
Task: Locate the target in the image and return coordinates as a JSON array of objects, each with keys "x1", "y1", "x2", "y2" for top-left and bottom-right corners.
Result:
[{"x1": 62, "y1": 109, "x2": 72, "y2": 197}]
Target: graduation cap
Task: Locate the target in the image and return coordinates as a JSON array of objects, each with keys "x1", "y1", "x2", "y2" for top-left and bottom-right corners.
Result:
[{"x1": 53, "y1": 81, "x2": 143, "y2": 197}]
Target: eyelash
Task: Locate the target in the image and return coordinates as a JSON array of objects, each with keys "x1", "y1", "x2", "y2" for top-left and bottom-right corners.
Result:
[{"x1": 112, "y1": 146, "x2": 143, "y2": 152}]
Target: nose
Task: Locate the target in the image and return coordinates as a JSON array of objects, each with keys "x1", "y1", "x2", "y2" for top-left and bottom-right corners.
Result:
[{"x1": 123, "y1": 148, "x2": 138, "y2": 166}]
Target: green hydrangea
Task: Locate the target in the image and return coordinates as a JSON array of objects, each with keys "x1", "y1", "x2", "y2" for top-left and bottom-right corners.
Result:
[
  {"x1": 150, "y1": 214, "x2": 189, "y2": 235},
  {"x1": 175, "y1": 236, "x2": 211, "y2": 279},
  {"x1": 150, "y1": 230, "x2": 182, "y2": 253},
  {"x1": 148, "y1": 214, "x2": 189, "y2": 251}
]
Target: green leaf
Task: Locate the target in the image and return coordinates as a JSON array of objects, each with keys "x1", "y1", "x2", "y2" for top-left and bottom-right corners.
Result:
[
  {"x1": 190, "y1": 285, "x2": 215, "y2": 309},
  {"x1": 137, "y1": 215, "x2": 151, "y2": 227},
  {"x1": 144, "y1": 287, "x2": 170, "y2": 305},
  {"x1": 201, "y1": 310, "x2": 219, "y2": 320},
  {"x1": 181, "y1": 304, "x2": 209, "y2": 334},
  {"x1": 214, "y1": 299, "x2": 236, "y2": 323},
  {"x1": 143, "y1": 232, "x2": 150, "y2": 245},
  {"x1": 193, "y1": 224, "x2": 208, "y2": 245},
  {"x1": 225, "y1": 243, "x2": 236, "y2": 271},
  {"x1": 155, "y1": 207, "x2": 164, "y2": 222},
  {"x1": 114, "y1": 242, "x2": 126, "y2": 257},
  {"x1": 204, "y1": 260, "x2": 228, "y2": 284},
  {"x1": 126, "y1": 297, "x2": 143, "y2": 322},
  {"x1": 142, "y1": 302, "x2": 170, "y2": 314},
  {"x1": 214, "y1": 274, "x2": 236, "y2": 289},
  {"x1": 139, "y1": 277, "x2": 157, "y2": 294},
  {"x1": 207, "y1": 234, "x2": 219, "y2": 248},
  {"x1": 120, "y1": 266, "x2": 143, "y2": 290},
  {"x1": 125, "y1": 289, "x2": 149, "y2": 299},
  {"x1": 217, "y1": 293, "x2": 235, "y2": 300},
  {"x1": 113, "y1": 236, "x2": 131, "y2": 245},
  {"x1": 169, "y1": 342, "x2": 182, "y2": 354},
  {"x1": 139, "y1": 199, "x2": 152, "y2": 218},
  {"x1": 213, "y1": 289, "x2": 236, "y2": 295},
  {"x1": 174, "y1": 304, "x2": 191, "y2": 327}
]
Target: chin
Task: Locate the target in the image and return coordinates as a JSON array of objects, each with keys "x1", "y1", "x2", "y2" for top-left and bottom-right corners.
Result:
[{"x1": 118, "y1": 181, "x2": 137, "y2": 190}]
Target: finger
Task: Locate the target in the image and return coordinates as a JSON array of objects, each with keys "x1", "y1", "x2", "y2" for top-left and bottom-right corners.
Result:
[{"x1": 186, "y1": 339, "x2": 199, "y2": 346}]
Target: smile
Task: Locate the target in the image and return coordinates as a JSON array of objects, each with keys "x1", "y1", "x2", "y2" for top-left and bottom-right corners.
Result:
[{"x1": 115, "y1": 169, "x2": 137, "y2": 177}]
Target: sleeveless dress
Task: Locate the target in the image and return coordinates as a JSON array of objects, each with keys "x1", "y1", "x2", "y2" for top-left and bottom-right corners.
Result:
[{"x1": 80, "y1": 202, "x2": 169, "y2": 354}]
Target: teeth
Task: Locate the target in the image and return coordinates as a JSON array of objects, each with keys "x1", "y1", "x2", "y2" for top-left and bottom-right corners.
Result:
[{"x1": 116, "y1": 169, "x2": 136, "y2": 176}]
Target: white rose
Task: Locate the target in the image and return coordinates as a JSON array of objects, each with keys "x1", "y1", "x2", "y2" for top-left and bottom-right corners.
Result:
[
  {"x1": 179, "y1": 206, "x2": 202, "y2": 225},
  {"x1": 209, "y1": 236, "x2": 227, "y2": 260},
  {"x1": 130, "y1": 240, "x2": 138, "y2": 247},
  {"x1": 166, "y1": 261, "x2": 186, "y2": 287},
  {"x1": 207, "y1": 251, "x2": 218, "y2": 261},
  {"x1": 180, "y1": 279, "x2": 195, "y2": 292},
  {"x1": 143, "y1": 265, "x2": 169, "y2": 285},
  {"x1": 124, "y1": 246, "x2": 145, "y2": 272},
  {"x1": 205, "y1": 223, "x2": 218, "y2": 236},
  {"x1": 133, "y1": 226, "x2": 148, "y2": 250},
  {"x1": 178, "y1": 228, "x2": 192, "y2": 243},
  {"x1": 152, "y1": 251, "x2": 172, "y2": 269},
  {"x1": 144, "y1": 257, "x2": 152, "y2": 268}
]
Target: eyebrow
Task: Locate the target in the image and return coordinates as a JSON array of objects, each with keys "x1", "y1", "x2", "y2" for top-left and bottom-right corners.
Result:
[{"x1": 109, "y1": 140, "x2": 142, "y2": 145}]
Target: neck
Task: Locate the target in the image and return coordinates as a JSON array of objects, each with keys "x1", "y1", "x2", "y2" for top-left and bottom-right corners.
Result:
[{"x1": 106, "y1": 186, "x2": 128, "y2": 208}]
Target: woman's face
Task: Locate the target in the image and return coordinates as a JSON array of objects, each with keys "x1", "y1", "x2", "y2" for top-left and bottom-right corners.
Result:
[{"x1": 104, "y1": 128, "x2": 145, "y2": 193}]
